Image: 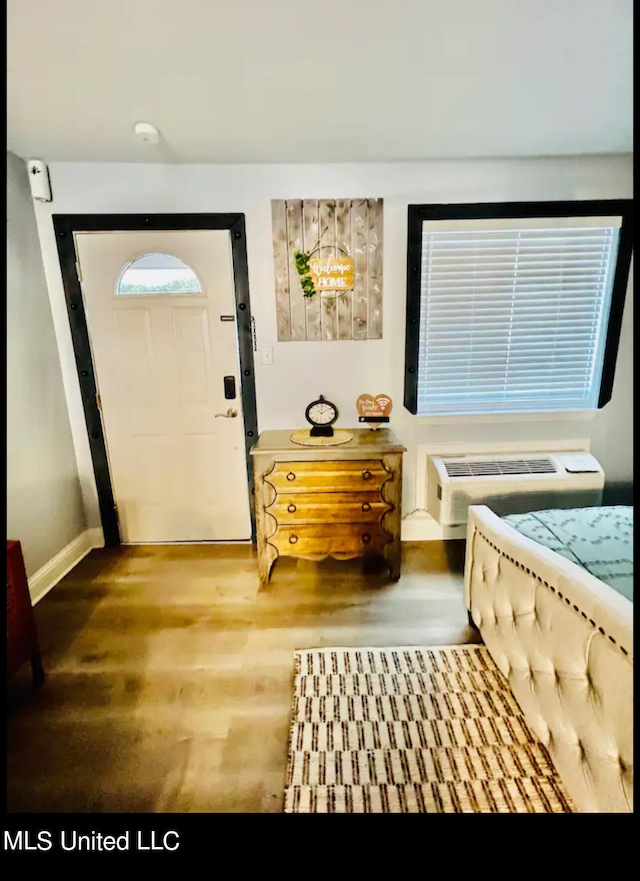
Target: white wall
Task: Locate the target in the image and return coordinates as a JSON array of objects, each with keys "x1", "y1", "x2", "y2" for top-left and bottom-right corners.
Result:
[
  {"x1": 33, "y1": 155, "x2": 633, "y2": 538},
  {"x1": 7, "y1": 151, "x2": 87, "y2": 577}
]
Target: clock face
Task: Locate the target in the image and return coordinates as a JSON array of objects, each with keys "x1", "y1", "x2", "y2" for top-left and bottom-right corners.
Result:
[{"x1": 306, "y1": 396, "x2": 338, "y2": 427}]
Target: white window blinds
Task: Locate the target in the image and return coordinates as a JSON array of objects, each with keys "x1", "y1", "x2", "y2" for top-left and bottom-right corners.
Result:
[{"x1": 417, "y1": 216, "x2": 621, "y2": 416}]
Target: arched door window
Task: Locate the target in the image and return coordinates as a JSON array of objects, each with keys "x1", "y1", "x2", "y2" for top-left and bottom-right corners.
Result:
[{"x1": 116, "y1": 253, "x2": 202, "y2": 295}]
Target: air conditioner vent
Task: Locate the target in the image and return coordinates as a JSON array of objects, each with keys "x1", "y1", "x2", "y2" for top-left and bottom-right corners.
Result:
[
  {"x1": 427, "y1": 451, "x2": 604, "y2": 526},
  {"x1": 443, "y1": 458, "x2": 557, "y2": 478}
]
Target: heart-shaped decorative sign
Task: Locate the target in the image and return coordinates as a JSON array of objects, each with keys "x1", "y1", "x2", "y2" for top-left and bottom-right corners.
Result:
[{"x1": 356, "y1": 394, "x2": 393, "y2": 429}]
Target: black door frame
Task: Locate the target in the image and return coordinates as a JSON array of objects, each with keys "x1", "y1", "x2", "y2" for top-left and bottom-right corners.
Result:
[{"x1": 53, "y1": 213, "x2": 258, "y2": 545}]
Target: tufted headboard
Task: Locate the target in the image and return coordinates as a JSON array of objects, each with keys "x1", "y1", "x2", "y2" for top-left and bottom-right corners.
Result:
[{"x1": 464, "y1": 505, "x2": 633, "y2": 813}]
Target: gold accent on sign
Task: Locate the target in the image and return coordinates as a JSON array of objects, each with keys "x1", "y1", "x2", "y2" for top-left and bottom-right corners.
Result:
[{"x1": 308, "y1": 255, "x2": 355, "y2": 293}]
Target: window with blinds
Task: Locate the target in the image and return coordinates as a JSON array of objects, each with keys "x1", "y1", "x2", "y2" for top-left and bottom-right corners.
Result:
[{"x1": 405, "y1": 206, "x2": 632, "y2": 417}]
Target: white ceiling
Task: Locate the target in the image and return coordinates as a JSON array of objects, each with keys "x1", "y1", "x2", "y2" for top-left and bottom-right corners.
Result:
[{"x1": 7, "y1": 0, "x2": 633, "y2": 164}]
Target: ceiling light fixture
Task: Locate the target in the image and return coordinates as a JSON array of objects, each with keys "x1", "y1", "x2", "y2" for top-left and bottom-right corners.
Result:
[{"x1": 134, "y1": 122, "x2": 162, "y2": 145}]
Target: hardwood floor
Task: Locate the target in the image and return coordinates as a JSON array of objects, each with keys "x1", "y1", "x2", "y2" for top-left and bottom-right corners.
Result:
[{"x1": 6, "y1": 541, "x2": 480, "y2": 813}]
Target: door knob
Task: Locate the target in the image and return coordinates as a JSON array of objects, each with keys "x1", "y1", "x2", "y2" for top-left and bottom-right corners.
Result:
[{"x1": 215, "y1": 408, "x2": 238, "y2": 418}]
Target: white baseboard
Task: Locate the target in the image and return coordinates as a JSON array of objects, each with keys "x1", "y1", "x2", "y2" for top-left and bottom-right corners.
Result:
[
  {"x1": 29, "y1": 528, "x2": 104, "y2": 605},
  {"x1": 401, "y1": 514, "x2": 466, "y2": 542}
]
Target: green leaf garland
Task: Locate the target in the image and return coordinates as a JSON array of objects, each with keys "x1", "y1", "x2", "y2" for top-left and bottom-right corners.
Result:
[{"x1": 293, "y1": 250, "x2": 317, "y2": 299}]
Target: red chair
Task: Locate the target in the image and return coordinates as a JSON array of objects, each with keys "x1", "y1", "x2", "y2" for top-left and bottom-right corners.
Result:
[{"x1": 7, "y1": 540, "x2": 44, "y2": 687}]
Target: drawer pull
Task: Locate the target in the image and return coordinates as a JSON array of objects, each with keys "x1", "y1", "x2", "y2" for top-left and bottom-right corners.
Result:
[
  {"x1": 361, "y1": 502, "x2": 372, "y2": 512},
  {"x1": 286, "y1": 472, "x2": 296, "y2": 481},
  {"x1": 361, "y1": 532, "x2": 371, "y2": 544},
  {"x1": 287, "y1": 503, "x2": 297, "y2": 513},
  {"x1": 362, "y1": 469, "x2": 372, "y2": 481},
  {"x1": 289, "y1": 534, "x2": 298, "y2": 544}
]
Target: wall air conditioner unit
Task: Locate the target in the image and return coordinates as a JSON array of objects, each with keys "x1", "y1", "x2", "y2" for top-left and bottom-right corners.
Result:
[{"x1": 427, "y1": 451, "x2": 604, "y2": 526}]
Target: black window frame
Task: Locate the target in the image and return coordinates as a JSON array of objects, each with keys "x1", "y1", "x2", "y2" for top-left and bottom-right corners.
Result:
[{"x1": 403, "y1": 199, "x2": 634, "y2": 416}]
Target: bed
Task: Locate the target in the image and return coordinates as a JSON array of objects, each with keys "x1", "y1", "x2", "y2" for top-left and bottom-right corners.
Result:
[{"x1": 464, "y1": 504, "x2": 633, "y2": 813}]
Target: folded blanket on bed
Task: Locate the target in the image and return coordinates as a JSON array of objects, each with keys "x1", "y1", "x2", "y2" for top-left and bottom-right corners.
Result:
[{"x1": 501, "y1": 506, "x2": 633, "y2": 602}]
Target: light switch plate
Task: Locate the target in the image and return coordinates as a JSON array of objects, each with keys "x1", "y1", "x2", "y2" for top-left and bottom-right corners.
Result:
[{"x1": 261, "y1": 346, "x2": 273, "y2": 366}]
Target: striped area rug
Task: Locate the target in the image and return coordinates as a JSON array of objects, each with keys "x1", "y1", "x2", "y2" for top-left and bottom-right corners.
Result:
[{"x1": 284, "y1": 645, "x2": 573, "y2": 813}]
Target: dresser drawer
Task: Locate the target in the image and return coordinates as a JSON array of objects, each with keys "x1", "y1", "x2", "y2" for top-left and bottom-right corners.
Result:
[
  {"x1": 267, "y1": 460, "x2": 390, "y2": 494},
  {"x1": 271, "y1": 522, "x2": 391, "y2": 557},
  {"x1": 268, "y1": 492, "x2": 390, "y2": 525}
]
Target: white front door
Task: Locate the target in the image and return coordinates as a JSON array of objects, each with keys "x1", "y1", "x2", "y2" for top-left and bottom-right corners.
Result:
[{"x1": 74, "y1": 230, "x2": 252, "y2": 543}]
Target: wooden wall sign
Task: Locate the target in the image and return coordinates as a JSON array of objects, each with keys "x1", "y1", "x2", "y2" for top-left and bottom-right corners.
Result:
[
  {"x1": 271, "y1": 198, "x2": 383, "y2": 342},
  {"x1": 356, "y1": 393, "x2": 393, "y2": 429}
]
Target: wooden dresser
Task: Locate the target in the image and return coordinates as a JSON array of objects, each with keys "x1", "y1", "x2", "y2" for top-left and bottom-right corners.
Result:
[{"x1": 250, "y1": 429, "x2": 406, "y2": 586}]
